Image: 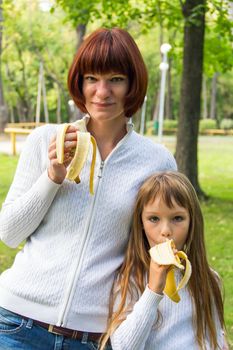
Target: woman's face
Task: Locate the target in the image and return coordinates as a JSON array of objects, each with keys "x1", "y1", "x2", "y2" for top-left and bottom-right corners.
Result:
[
  {"x1": 82, "y1": 72, "x2": 129, "y2": 122},
  {"x1": 141, "y1": 196, "x2": 190, "y2": 251}
]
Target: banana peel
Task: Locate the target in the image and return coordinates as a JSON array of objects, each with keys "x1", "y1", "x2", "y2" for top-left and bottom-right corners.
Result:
[
  {"x1": 149, "y1": 239, "x2": 192, "y2": 303},
  {"x1": 56, "y1": 121, "x2": 97, "y2": 195}
]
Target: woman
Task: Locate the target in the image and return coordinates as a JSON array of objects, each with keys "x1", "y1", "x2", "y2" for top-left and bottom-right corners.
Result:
[{"x1": 0, "y1": 28, "x2": 177, "y2": 350}]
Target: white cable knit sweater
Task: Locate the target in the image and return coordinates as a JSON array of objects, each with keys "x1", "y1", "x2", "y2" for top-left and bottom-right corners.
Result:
[
  {"x1": 110, "y1": 285, "x2": 224, "y2": 350},
  {"x1": 0, "y1": 117, "x2": 177, "y2": 332}
]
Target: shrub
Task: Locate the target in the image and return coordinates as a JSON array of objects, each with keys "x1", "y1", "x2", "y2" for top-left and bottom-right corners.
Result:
[
  {"x1": 199, "y1": 119, "x2": 217, "y2": 132},
  {"x1": 163, "y1": 119, "x2": 178, "y2": 129},
  {"x1": 220, "y1": 118, "x2": 233, "y2": 130}
]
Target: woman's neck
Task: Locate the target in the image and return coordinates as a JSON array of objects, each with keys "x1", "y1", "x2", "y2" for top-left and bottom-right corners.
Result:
[{"x1": 87, "y1": 118, "x2": 128, "y2": 160}]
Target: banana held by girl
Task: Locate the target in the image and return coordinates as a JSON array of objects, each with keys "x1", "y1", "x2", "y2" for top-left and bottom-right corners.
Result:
[
  {"x1": 56, "y1": 121, "x2": 97, "y2": 195},
  {"x1": 150, "y1": 239, "x2": 192, "y2": 303}
]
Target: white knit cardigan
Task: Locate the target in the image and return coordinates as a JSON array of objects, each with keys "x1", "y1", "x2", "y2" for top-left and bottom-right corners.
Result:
[{"x1": 0, "y1": 117, "x2": 177, "y2": 332}]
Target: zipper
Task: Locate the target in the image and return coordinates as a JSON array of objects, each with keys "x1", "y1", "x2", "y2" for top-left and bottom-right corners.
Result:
[
  {"x1": 57, "y1": 160, "x2": 104, "y2": 326},
  {"x1": 98, "y1": 160, "x2": 104, "y2": 178},
  {"x1": 57, "y1": 128, "x2": 132, "y2": 327}
]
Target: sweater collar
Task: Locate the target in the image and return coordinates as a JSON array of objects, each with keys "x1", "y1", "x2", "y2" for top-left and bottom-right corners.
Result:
[{"x1": 81, "y1": 114, "x2": 134, "y2": 135}]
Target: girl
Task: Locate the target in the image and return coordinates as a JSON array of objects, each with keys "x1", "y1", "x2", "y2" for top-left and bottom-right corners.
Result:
[{"x1": 100, "y1": 171, "x2": 227, "y2": 350}]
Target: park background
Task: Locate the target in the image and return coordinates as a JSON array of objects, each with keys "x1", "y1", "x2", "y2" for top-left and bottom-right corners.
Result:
[{"x1": 0, "y1": 0, "x2": 232, "y2": 347}]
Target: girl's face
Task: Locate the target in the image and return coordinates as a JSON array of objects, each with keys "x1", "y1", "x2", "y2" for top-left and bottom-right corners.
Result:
[
  {"x1": 82, "y1": 72, "x2": 129, "y2": 123},
  {"x1": 141, "y1": 196, "x2": 190, "y2": 251}
]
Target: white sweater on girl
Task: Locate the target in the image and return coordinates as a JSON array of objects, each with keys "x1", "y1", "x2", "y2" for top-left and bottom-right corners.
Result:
[
  {"x1": 111, "y1": 284, "x2": 225, "y2": 350},
  {"x1": 0, "y1": 116, "x2": 177, "y2": 332}
]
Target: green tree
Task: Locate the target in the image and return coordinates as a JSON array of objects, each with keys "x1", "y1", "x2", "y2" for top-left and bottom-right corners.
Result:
[
  {"x1": 2, "y1": 0, "x2": 75, "y2": 124},
  {"x1": 0, "y1": 0, "x2": 8, "y2": 132}
]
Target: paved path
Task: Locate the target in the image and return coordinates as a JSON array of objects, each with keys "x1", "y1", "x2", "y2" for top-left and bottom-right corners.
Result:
[
  {"x1": 0, "y1": 134, "x2": 27, "y2": 155},
  {"x1": 1, "y1": 133, "x2": 231, "y2": 156}
]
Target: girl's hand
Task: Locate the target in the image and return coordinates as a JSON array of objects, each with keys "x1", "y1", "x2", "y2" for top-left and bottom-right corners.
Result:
[
  {"x1": 148, "y1": 246, "x2": 178, "y2": 294},
  {"x1": 148, "y1": 259, "x2": 170, "y2": 294},
  {"x1": 48, "y1": 125, "x2": 77, "y2": 184}
]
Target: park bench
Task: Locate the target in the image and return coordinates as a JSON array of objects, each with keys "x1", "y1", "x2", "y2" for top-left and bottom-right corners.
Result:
[{"x1": 4, "y1": 122, "x2": 45, "y2": 155}]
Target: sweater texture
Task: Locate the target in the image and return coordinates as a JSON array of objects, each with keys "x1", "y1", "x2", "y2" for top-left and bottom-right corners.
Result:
[
  {"x1": 111, "y1": 282, "x2": 224, "y2": 349},
  {"x1": 0, "y1": 117, "x2": 177, "y2": 332}
]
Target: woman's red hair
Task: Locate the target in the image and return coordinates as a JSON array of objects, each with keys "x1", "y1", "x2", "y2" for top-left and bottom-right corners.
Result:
[{"x1": 68, "y1": 28, "x2": 148, "y2": 118}]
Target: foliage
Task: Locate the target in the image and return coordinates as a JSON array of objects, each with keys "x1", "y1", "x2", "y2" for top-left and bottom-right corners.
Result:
[
  {"x1": 2, "y1": 0, "x2": 75, "y2": 123},
  {"x1": 220, "y1": 118, "x2": 233, "y2": 130},
  {"x1": 199, "y1": 118, "x2": 217, "y2": 131},
  {"x1": 1, "y1": 0, "x2": 232, "y2": 127},
  {"x1": 163, "y1": 119, "x2": 178, "y2": 129}
]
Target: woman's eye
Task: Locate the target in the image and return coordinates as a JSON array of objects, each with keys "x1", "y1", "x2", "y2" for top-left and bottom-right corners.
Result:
[
  {"x1": 84, "y1": 76, "x2": 96, "y2": 82},
  {"x1": 111, "y1": 77, "x2": 124, "y2": 82},
  {"x1": 173, "y1": 216, "x2": 184, "y2": 222},
  {"x1": 149, "y1": 216, "x2": 159, "y2": 223}
]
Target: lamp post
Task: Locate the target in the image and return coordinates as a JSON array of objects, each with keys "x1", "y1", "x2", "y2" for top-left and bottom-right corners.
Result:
[
  {"x1": 140, "y1": 95, "x2": 147, "y2": 135},
  {"x1": 158, "y1": 43, "x2": 172, "y2": 143}
]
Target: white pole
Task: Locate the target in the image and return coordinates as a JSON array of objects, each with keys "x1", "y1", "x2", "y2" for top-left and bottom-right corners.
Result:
[
  {"x1": 41, "y1": 63, "x2": 49, "y2": 123},
  {"x1": 140, "y1": 95, "x2": 147, "y2": 135},
  {"x1": 36, "y1": 62, "x2": 43, "y2": 123},
  {"x1": 158, "y1": 43, "x2": 172, "y2": 143}
]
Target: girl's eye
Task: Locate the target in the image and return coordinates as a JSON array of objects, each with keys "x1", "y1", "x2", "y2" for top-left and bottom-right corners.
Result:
[
  {"x1": 148, "y1": 216, "x2": 159, "y2": 223},
  {"x1": 173, "y1": 216, "x2": 184, "y2": 222}
]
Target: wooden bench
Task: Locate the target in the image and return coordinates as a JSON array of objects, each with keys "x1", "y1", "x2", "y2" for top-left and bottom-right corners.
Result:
[{"x1": 4, "y1": 123, "x2": 46, "y2": 155}]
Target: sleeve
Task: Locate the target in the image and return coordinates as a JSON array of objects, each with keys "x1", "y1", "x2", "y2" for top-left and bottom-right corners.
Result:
[
  {"x1": 0, "y1": 126, "x2": 61, "y2": 248},
  {"x1": 110, "y1": 286, "x2": 164, "y2": 350},
  {"x1": 161, "y1": 145, "x2": 177, "y2": 172}
]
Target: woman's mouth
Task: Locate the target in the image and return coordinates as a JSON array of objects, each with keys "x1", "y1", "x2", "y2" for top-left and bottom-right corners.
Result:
[{"x1": 92, "y1": 102, "x2": 115, "y2": 108}]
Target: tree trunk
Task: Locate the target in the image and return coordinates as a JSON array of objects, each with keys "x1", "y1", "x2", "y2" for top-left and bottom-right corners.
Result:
[
  {"x1": 175, "y1": 0, "x2": 206, "y2": 198},
  {"x1": 202, "y1": 74, "x2": 208, "y2": 119},
  {"x1": 210, "y1": 72, "x2": 218, "y2": 120},
  {"x1": 76, "y1": 23, "x2": 86, "y2": 51},
  {"x1": 0, "y1": 0, "x2": 8, "y2": 132}
]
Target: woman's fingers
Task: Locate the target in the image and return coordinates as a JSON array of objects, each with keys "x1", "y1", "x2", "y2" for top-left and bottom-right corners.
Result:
[
  {"x1": 65, "y1": 131, "x2": 78, "y2": 142},
  {"x1": 66, "y1": 125, "x2": 78, "y2": 133}
]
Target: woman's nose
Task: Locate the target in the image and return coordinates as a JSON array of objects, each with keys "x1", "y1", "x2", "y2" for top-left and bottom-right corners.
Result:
[{"x1": 96, "y1": 80, "x2": 111, "y2": 99}]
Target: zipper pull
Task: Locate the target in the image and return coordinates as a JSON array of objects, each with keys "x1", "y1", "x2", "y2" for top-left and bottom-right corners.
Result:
[{"x1": 98, "y1": 161, "x2": 104, "y2": 178}]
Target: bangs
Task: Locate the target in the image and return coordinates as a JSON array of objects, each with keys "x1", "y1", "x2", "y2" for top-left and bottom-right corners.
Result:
[
  {"x1": 140, "y1": 174, "x2": 190, "y2": 210},
  {"x1": 68, "y1": 27, "x2": 148, "y2": 117},
  {"x1": 78, "y1": 33, "x2": 132, "y2": 76}
]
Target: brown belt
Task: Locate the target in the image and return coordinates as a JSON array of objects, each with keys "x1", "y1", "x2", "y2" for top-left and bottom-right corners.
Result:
[{"x1": 34, "y1": 320, "x2": 102, "y2": 341}]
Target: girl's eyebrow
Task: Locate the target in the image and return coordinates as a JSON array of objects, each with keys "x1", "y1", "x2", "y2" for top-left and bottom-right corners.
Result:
[{"x1": 143, "y1": 209, "x2": 187, "y2": 214}]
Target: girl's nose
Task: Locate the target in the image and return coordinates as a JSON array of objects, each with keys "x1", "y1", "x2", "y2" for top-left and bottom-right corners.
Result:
[
  {"x1": 161, "y1": 222, "x2": 172, "y2": 238},
  {"x1": 96, "y1": 80, "x2": 111, "y2": 99}
]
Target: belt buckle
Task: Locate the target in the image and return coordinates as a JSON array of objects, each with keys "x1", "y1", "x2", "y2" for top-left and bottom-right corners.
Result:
[{"x1": 48, "y1": 325, "x2": 61, "y2": 336}]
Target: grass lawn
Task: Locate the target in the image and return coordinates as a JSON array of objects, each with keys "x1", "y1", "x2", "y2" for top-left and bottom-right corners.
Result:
[{"x1": 0, "y1": 135, "x2": 233, "y2": 347}]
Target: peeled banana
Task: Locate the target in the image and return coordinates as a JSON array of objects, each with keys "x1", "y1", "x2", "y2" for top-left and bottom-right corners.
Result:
[
  {"x1": 149, "y1": 239, "x2": 192, "y2": 303},
  {"x1": 56, "y1": 121, "x2": 97, "y2": 195}
]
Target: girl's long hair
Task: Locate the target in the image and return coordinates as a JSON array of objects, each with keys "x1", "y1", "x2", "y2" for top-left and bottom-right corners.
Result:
[{"x1": 100, "y1": 171, "x2": 224, "y2": 350}]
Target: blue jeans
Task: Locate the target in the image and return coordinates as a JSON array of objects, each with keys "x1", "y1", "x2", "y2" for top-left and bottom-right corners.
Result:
[{"x1": 0, "y1": 307, "x2": 112, "y2": 350}]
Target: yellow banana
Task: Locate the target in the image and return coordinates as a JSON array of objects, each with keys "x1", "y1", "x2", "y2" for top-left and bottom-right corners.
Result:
[
  {"x1": 149, "y1": 239, "x2": 192, "y2": 303},
  {"x1": 56, "y1": 121, "x2": 97, "y2": 195}
]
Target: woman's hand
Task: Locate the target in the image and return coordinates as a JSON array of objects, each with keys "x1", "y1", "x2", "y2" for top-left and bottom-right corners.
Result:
[{"x1": 48, "y1": 125, "x2": 77, "y2": 184}]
